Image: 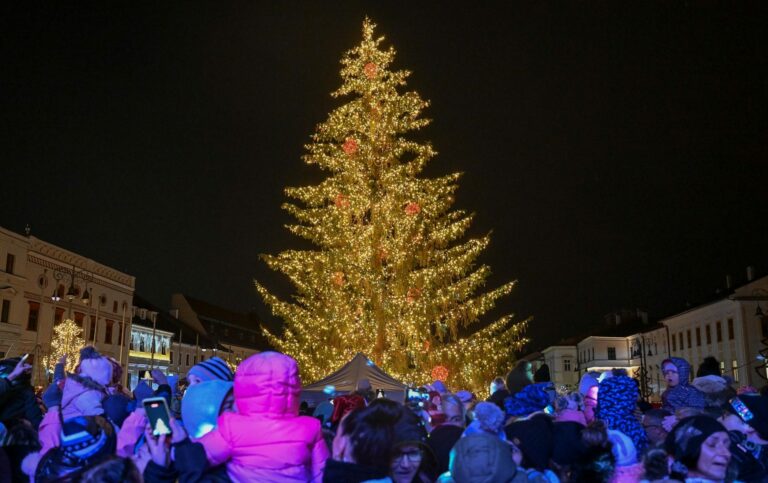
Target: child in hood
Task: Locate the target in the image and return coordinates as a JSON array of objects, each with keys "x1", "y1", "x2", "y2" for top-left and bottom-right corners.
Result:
[
  {"x1": 661, "y1": 357, "x2": 706, "y2": 412},
  {"x1": 197, "y1": 351, "x2": 328, "y2": 482},
  {"x1": 594, "y1": 370, "x2": 648, "y2": 455},
  {"x1": 61, "y1": 346, "x2": 112, "y2": 420}
]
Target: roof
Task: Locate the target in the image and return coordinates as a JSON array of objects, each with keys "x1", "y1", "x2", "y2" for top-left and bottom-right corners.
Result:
[
  {"x1": 132, "y1": 294, "x2": 214, "y2": 347},
  {"x1": 176, "y1": 294, "x2": 269, "y2": 350},
  {"x1": 301, "y1": 353, "x2": 407, "y2": 405}
]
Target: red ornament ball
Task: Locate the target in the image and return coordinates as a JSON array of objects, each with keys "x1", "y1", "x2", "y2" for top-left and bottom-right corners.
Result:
[
  {"x1": 332, "y1": 272, "x2": 345, "y2": 287},
  {"x1": 363, "y1": 62, "x2": 378, "y2": 79},
  {"x1": 343, "y1": 138, "x2": 358, "y2": 155},
  {"x1": 334, "y1": 194, "x2": 350, "y2": 209},
  {"x1": 405, "y1": 202, "x2": 421, "y2": 216},
  {"x1": 431, "y1": 365, "x2": 449, "y2": 382}
]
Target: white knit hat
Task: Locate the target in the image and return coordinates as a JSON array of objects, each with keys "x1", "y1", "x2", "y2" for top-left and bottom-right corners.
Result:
[{"x1": 77, "y1": 346, "x2": 112, "y2": 386}]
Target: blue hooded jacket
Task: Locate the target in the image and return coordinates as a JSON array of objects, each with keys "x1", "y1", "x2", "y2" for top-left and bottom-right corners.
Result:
[{"x1": 661, "y1": 357, "x2": 706, "y2": 412}]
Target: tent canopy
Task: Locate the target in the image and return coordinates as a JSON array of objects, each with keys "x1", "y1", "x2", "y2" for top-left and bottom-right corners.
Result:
[{"x1": 301, "y1": 353, "x2": 407, "y2": 405}]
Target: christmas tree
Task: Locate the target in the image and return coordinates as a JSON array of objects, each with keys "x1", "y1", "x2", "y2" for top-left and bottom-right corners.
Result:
[
  {"x1": 48, "y1": 318, "x2": 85, "y2": 373},
  {"x1": 256, "y1": 19, "x2": 528, "y2": 391}
]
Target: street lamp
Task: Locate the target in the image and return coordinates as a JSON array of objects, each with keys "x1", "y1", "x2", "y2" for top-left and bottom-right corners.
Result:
[{"x1": 51, "y1": 264, "x2": 92, "y2": 315}]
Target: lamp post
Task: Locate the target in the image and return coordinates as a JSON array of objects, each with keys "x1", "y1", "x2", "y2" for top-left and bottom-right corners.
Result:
[{"x1": 51, "y1": 264, "x2": 92, "y2": 318}]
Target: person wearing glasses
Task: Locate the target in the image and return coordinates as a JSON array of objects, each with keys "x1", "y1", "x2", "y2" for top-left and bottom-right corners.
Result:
[{"x1": 390, "y1": 405, "x2": 434, "y2": 483}]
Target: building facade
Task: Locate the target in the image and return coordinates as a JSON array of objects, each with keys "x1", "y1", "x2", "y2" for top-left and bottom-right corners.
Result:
[
  {"x1": 542, "y1": 345, "x2": 579, "y2": 391},
  {"x1": 0, "y1": 226, "x2": 135, "y2": 386}
]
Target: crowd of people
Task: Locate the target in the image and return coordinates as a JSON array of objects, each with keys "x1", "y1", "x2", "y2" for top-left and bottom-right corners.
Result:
[{"x1": 1, "y1": 346, "x2": 767, "y2": 483}]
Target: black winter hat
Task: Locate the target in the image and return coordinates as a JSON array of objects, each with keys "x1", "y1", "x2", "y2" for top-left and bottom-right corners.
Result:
[
  {"x1": 552, "y1": 421, "x2": 587, "y2": 466},
  {"x1": 533, "y1": 364, "x2": 551, "y2": 383},
  {"x1": 504, "y1": 413, "x2": 554, "y2": 471},
  {"x1": 664, "y1": 415, "x2": 727, "y2": 468}
]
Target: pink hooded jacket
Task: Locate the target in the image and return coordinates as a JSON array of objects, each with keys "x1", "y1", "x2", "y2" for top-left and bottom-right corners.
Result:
[{"x1": 198, "y1": 352, "x2": 328, "y2": 482}]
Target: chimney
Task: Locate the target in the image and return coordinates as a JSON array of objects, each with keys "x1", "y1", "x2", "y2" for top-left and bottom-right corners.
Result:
[
  {"x1": 747, "y1": 266, "x2": 755, "y2": 282},
  {"x1": 726, "y1": 275, "x2": 732, "y2": 290}
]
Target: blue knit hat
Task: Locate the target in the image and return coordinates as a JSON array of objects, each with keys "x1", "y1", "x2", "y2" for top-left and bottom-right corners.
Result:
[
  {"x1": 187, "y1": 357, "x2": 233, "y2": 382},
  {"x1": 504, "y1": 382, "x2": 551, "y2": 417},
  {"x1": 595, "y1": 373, "x2": 648, "y2": 454}
]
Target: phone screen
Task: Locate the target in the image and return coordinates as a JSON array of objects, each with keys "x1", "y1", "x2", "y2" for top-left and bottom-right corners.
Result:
[
  {"x1": 730, "y1": 398, "x2": 754, "y2": 422},
  {"x1": 143, "y1": 398, "x2": 172, "y2": 436},
  {"x1": 19, "y1": 353, "x2": 29, "y2": 364}
]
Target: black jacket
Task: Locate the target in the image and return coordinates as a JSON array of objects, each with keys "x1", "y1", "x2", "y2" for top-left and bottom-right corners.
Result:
[
  {"x1": 143, "y1": 439, "x2": 230, "y2": 483},
  {"x1": 0, "y1": 379, "x2": 42, "y2": 428}
]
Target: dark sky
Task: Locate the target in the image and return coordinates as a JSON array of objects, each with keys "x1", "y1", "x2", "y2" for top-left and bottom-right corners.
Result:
[{"x1": 3, "y1": 2, "x2": 767, "y2": 351}]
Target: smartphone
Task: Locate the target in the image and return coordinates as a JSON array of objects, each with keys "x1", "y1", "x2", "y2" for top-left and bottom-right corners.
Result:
[
  {"x1": 730, "y1": 397, "x2": 754, "y2": 422},
  {"x1": 143, "y1": 397, "x2": 172, "y2": 436},
  {"x1": 19, "y1": 353, "x2": 29, "y2": 364}
]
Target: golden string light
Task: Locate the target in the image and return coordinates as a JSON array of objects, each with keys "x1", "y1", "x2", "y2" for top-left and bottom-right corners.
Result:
[{"x1": 255, "y1": 18, "x2": 528, "y2": 392}]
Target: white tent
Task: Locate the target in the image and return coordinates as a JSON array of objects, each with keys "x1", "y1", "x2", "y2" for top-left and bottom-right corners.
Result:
[{"x1": 301, "y1": 353, "x2": 407, "y2": 405}]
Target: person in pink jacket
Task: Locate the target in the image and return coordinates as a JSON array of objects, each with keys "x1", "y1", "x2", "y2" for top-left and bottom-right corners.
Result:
[{"x1": 197, "y1": 351, "x2": 329, "y2": 482}]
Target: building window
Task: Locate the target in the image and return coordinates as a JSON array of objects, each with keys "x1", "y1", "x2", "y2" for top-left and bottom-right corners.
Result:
[
  {"x1": 607, "y1": 347, "x2": 616, "y2": 360},
  {"x1": 762, "y1": 318, "x2": 768, "y2": 339},
  {"x1": 55, "y1": 307, "x2": 64, "y2": 325},
  {"x1": 89, "y1": 316, "x2": 97, "y2": 342},
  {"x1": 727, "y1": 318, "x2": 734, "y2": 340},
  {"x1": 672, "y1": 334, "x2": 677, "y2": 352},
  {"x1": 591, "y1": 348, "x2": 594, "y2": 360},
  {"x1": 104, "y1": 320, "x2": 114, "y2": 344},
  {"x1": 27, "y1": 301, "x2": 39, "y2": 331},
  {"x1": 186, "y1": 354, "x2": 190, "y2": 366},
  {"x1": 74, "y1": 311, "x2": 84, "y2": 327},
  {"x1": 563, "y1": 359, "x2": 571, "y2": 371},
  {"x1": 113, "y1": 301, "x2": 118, "y2": 313},
  {"x1": 117, "y1": 322, "x2": 123, "y2": 346},
  {"x1": 5, "y1": 253, "x2": 15, "y2": 274},
  {"x1": 678, "y1": 333, "x2": 683, "y2": 351},
  {"x1": 170, "y1": 351, "x2": 174, "y2": 364},
  {"x1": 193, "y1": 356, "x2": 197, "y2": 365},
  {"x1": 716, "y1": 321, "x2": 722, "y2": 342},
  {"x1": 706, "y1": 325, "x2": 712, "y2": 345},
  {"x1": 687, "y1": 330, "x2": 692, "y2": 349},
  {"x1": 696, "y1": 327, "x2": 701, "y2": 347},
  {"x1": 1, "y1": 300, "x2": 10, "y2": 323},
  {"x1": 732, "y1": 360, "x2": 739, "y2": 382}
]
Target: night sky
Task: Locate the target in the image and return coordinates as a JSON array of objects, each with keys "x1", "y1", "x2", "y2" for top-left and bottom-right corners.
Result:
[{"x1": 3, "y1": 2, "x2": 767, "y2": 351}]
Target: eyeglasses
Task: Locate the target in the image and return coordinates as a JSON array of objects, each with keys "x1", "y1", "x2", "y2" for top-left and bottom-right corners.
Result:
[{"x1": 394, "y1": 450, "x2": 423, "y2": 463}]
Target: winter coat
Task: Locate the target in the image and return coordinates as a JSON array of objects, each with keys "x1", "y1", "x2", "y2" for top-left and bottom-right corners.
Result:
[
  {"x1": 198, "y1": 352, "x2": 329, "y2": 483},
  {"x1": 691, "y1": 375, "x2": 735, "y2": 409},
  {"x1": 661, "y1": 358, "x2": 706, "y2": 412},
  {"x1": 60, "y1": 375, "x2": 107, "y2": 421},
  {"x1": 0, "y1": 378, "x2": 42, "y2": 428},
  {"x1": 321, "y1": 459, "x2": 391, "y2": 483},
  {"x1": 143, "y1": 440, "x2": 231, "y2": 483},
  {"x1": 595, "y1": 375, "x2": 648, "y2": 454}
]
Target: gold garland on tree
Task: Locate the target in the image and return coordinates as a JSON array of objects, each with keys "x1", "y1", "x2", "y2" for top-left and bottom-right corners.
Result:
[
  {"x1": 47, "y1": 318, "x2": 85, "y2": 373},
  {"x1": 256, "y1": 18, "x2": 529, "y2": 392}
]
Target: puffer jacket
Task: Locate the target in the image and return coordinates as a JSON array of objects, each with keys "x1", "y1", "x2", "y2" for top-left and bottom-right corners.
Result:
[
  {"x1": 661, "y1": 357, "x2": 706, "y2": 412},
  {"x1": 198, "y1": 352, "x2": 328, "y2": 482},
  {"x1": 61, "y1": 374, "x2": 107, "y2": 421}
]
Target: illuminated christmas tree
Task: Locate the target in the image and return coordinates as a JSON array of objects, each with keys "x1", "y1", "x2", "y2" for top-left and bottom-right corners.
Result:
[
  {"x1": 256, "y1": 19, "x2": 528, "y2": 391},
  {"x1": 48, "y1": 318, "x2": 85, "y2": 373}
]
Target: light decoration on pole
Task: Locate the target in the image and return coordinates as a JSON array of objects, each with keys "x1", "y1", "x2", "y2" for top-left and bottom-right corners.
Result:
[
  {"x1": 255, "y1": 18, "x2": 529, "y2": 392},
  {"x1": 48, "y1": 318, "x2": 85, "y2": 373}
]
